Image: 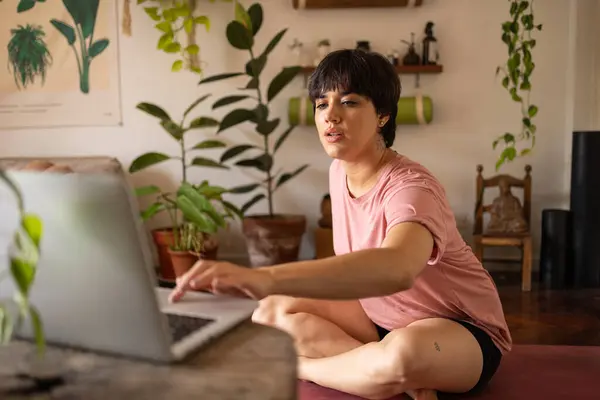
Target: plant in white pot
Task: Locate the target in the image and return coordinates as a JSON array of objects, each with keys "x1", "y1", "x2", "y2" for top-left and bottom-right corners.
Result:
[
  {"x1": 198, "y1": 1, "x2": 308, "y2": 267},
  {"x1": 129, "y1": 96, "x2": 242, "y2": 279}
]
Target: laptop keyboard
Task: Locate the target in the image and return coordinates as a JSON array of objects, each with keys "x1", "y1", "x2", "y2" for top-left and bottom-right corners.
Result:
[{"x1": 165, "y1": 313, "x2": 215, "y2": 342}]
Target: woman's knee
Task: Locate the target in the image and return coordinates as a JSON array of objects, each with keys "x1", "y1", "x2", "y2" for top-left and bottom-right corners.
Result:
[
  {"x1": 373, "y1": 329, "x2": 428, "y2": 386},
  {"x1": 251, "y1": 295, "x2": 299, "y2": 326}
]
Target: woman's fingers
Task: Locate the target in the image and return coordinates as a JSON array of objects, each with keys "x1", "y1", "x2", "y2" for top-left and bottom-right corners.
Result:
[{"x1": 168, "y1": 259, "x2": 217, "y2": 302}]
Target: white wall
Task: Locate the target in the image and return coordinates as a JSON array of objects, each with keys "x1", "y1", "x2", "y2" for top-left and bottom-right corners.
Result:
[{"x1": 0, "y1": 0, "x2": 577, "y2": 265}]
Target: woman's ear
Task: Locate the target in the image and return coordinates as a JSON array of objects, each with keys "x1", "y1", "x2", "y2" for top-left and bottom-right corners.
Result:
[{"x1": 378, "y1": 114, "x2": 390, "y2": 127}]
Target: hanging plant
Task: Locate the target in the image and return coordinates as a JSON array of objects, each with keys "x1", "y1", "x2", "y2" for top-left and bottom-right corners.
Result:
[
  {"x1": 494, "y1": 0, "x2": 542, "y2": 170},
  {"x1": 134, "y1": 0, "x2": 229, "y2": 75},
  {"x1": 7, "y1": 24, "x2": 53, "y2": 90}
]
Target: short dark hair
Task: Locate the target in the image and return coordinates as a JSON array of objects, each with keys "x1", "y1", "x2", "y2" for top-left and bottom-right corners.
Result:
[{"x1": 307, "y1": 49, "x2": 402, "y2": 148}]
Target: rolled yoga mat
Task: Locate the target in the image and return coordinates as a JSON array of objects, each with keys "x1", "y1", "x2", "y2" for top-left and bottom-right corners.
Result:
[{"x1": 288, "y1": 96, "x2": 433, "y2": 126}]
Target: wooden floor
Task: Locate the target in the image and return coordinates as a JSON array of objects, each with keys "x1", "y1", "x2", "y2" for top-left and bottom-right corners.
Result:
[{"x1": 491, "y1": 270, "x2": 600, "y2": 346}]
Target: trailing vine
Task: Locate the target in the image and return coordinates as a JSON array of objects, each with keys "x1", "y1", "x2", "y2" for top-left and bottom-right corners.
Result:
[{"x1": 494, "y1": 0, "x2": 542, "y2": 170}]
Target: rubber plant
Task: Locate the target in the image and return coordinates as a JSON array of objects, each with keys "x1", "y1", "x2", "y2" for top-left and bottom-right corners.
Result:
[
  {"x1": 0, "y1": 169, "x2": 45, "y2": 356},
  {"x1": 137, "y1": 0, "x2": 231, "y2": 75},
  {"x1": 198, "y1": 1, "x2": 307, "y2": 267},
  {"x1": 129, "y1": 96, "x2": 242, "y2": 277},
  {"x1": 494, "y1": 0, "x2": 543, "y2": 170}
]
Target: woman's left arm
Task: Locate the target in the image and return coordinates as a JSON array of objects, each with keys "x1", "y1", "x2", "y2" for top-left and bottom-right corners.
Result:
[{"x1": 264, "y1": 221, "x2": 434, "y2": 300}]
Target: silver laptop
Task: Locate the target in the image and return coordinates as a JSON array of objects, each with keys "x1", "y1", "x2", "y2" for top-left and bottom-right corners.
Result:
[{"x1": 0, "y1": 169, "x2": 258, "y2": 363}]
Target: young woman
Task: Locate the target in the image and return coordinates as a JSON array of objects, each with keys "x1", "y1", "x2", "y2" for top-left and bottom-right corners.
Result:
[{"x1": 169, "y1": 49, "x2": 512, "y2": 400}]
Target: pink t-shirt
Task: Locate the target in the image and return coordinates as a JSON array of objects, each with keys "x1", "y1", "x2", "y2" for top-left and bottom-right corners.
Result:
[{"x1": 330, "y1": 153, "x2": 512, "y2": 354}]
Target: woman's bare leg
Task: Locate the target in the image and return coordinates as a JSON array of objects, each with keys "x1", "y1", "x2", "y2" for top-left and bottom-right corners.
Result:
[
  {"x1": 298, "y1": 318, "x2": 484, "y2": 400},
  {"x1": 251, "y1": 295, "x2": 379, "y2": 357}
]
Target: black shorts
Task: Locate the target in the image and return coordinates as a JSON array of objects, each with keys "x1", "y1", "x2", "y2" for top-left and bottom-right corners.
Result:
[{"x1": 374, "y1": 319, "x2": 502, "y2": 398}]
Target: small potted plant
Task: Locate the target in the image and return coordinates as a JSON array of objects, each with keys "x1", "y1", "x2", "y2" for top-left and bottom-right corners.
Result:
[
  {"x1": 163, "y1": 180, "x2": 241, "y2": 277},
  {"x1": 197, "y1": 2, "x2": 308, "y2": 267},
  {"x1": 130, "y1": 95, "x2": 241, "y2": 279}
]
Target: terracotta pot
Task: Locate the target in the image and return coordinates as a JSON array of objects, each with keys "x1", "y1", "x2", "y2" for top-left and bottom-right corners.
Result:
[
  {"x1": 152, "y1": 228, "x2": 175, "y2": 280},
  {"x1": 242, "y1": 214, "x2": 307, "y2": 267},
  {"x1": 168, "y1": 249, "x2": 199, "y2": 278}
]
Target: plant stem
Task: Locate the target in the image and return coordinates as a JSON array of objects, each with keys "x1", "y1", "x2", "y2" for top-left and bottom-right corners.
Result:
[
  {"x1": 74, "y1": 24, "x2": 90, "y2": 93},
  {"x1": 249, "y1": 47, "x2": 274, "y2": 218}
]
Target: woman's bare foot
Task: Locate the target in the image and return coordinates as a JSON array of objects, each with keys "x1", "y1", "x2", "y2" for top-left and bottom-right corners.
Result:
[{"x1": 406, "y1": 389, "x2": 438, "y2": 400}]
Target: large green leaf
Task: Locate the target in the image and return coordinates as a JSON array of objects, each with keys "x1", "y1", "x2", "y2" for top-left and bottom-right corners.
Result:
[
  {"x1": 63, "y1": 0, "x2": 99, "y2": 39},
  {"x1": 176, "y1": 195, "x2": 216, "y2": 233},
  {"x1": 273, "y1": 125, "x2": 295, "y2": 153},
  {"x1": 17, "y1": 0, "x2": 36, "y2": 13},
  {"x1": 89, "y1": 39, "x2": 109, "y2": 57},
  {"x1": 29, "y1": 305, "x2": 45, "y2": 356},
  {"x1": 226, "y1": 20, "x2": 253, "y2": 50},
  {"x1": 236, "y1": 153, "x2": 272, "y2": 172},
  {"x1": 245, "y1": 55, "x2": 267, "y2": 78},
  {"x1": 241, "y1": 193, "x2": 265, "y2": 215},
  {"x1": 160, "y1": 120, "x2": 184, "y2": 140},
  {"x1": 198, "y1": 72, "x2": 243, "y2": 85},
  {"x1": 141, "y1": 202, "x2": 165, "y2": 221},
  {"x1": 183, "y1": 94, "x2": 211, "y2": 118},
  {"x1": 256, "y1": 118, "x2": 280, "y2": 136},
  {"x1": 22, "y1": 213, "x2": 42, "y2": 248},
  {"x1": 135, "y1": 185, "x2": 161, "y2": 197},
  {"x1": 247, "y1": 3, "x2": 263, "y2": 36},
  {"x1": 228, "y1": 183, "x2": 260, "y2": 194},
  {"x1": 261, "y1": 28, "x2": 287, "y2": 59},
  {"x1": 190, "y1": 157, "x2": 228, "y2": 169},
  {"x1": 188, "y1": 117, "x2": 219, "y2": 129},
  {"x1": 220, "y1": 144, "x2": 255, "y2": 163},
  {"x1": 178, "y1": 183, "x2": 225, "y2": 227},
  {"x1": 275, "y1": 164, "x2": 308, "y2": 189},
  {"x1": 50, "y1": 20, "x2": 76, "y2": 45},
  {"x1": 191, "y1": 139, "x2": 226, "y2": 150},
  {"x1": 234, "y1": 1, "x2": 252, "y2": 32},
  {"x1": 267, "y1": 66, "x2": 302, "y2": 102},
  {"x1": 218, "y1": 108, "x2": 255, "y2": 133},
  {"x1": 136, "y1": 102, "x2": 171, "y2": 121},
  {"x1": 222, "y1": 200, "x2": 243, "y2": 220},
  {"x1": 129, "y1": 152, "x2": 171, "y2": 173},
  {"x1": 10, "y1": 258, "x2": 34, "y2": 296},
  {"x1": 212, "y1": 95, "x2": 249, "y2": 109}
]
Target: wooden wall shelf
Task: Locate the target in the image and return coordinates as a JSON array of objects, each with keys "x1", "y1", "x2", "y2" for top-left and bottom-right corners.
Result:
[
  {"x1": 300, "y1": 64, "x2": 443, "y2": 75},
  {"x1": 292, "y1": 0, "x2": 423, "y2": 9}
]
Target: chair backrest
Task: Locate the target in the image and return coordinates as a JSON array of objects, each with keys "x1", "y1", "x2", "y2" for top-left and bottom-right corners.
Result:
[{"x1": 474, "y1": 164, "x2": 532, "y2": 235}]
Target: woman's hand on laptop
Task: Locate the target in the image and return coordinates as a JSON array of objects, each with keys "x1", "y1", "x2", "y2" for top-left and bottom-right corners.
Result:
[{"x1": 168, "y1": 260, "x2": 275, "y2": 303}]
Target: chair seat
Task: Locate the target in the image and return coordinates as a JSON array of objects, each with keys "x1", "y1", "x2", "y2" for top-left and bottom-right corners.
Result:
[{"x1": 474, "y1": 234, "x2": 530, "y2": 247}]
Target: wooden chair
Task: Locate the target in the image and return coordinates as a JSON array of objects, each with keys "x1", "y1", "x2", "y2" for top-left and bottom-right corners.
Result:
[{"x1": 473, "y1": 164, "x2": 533, "y2": 291}]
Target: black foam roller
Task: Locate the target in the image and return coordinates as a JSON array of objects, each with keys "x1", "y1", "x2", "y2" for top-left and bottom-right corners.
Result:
[
  {"x1": 539, "y1": 209, "x2": 572, "y2": 289},
  {"x1": 570, "y1": 131, "x2": 600, "y2": 288}
]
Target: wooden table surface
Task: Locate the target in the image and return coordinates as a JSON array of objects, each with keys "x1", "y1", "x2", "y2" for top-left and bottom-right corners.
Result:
[{"x1": 0, "y1": 320, "x2": 297, "y2": 400}]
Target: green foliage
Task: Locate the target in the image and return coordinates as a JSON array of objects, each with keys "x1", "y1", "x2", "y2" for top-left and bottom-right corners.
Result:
[
  {"x1": 0, "y1": 170, "x2": 45, "y2": 357},
  {"x1": 137, "y1": 0, "x2": 231, "y2": 75},
  {"x1": 7, "y1": 24, "x2": 53, "y2": 90},
  {"x1": 40, "y1": 0, "x2": 109, "y2": 94},
  {"x1": 15, "y1": 0, "x2": 45, "y2": 13},
  {"x1": 494, "y1": 0, "x2": 542, "y2": 170},
  {"x1": 200, "y1": 2, "x2": 306, "y2": 217},
  {"x1": 130, "y1": 98, "x2": 242, "y2": 251}
]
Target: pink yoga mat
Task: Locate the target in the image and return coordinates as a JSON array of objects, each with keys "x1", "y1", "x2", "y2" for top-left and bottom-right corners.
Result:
[{"x1": 298, "y1": 345, "x2": 600, "y2": 400}]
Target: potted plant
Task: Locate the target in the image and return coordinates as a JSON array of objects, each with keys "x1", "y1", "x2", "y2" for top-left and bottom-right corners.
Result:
[
  {"x1": 129, "y1": 96, "x2": 241, "y2": 279},
  {"x1": 0, "y1": 169, "x2": 47, "y2": 388},
  {"x1": 493, "y1": 0, "x2": 542, "y2": 170},
  {"x1": 165, "y1": 181, "x2": 240, "y2": 277},
  {"x1": 197, "y1": 1, "x2": 308, "y2": 267}
]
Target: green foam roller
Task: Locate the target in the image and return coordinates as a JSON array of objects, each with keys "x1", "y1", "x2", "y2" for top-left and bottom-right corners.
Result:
[
  {"x1": 288, "y1": 95, "x2": 433, "y2": 126},
  {"x1": 288, "y1": 96, "x2": 315, "y2": 126},
  {"x1": 397, "y1": 96, "x2": 433, "y2": 125}
]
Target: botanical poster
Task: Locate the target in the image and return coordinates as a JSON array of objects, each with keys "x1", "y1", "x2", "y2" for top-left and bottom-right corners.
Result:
[{"x1": 0, "y1": 0, "x2": 121, "y2": 129}]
